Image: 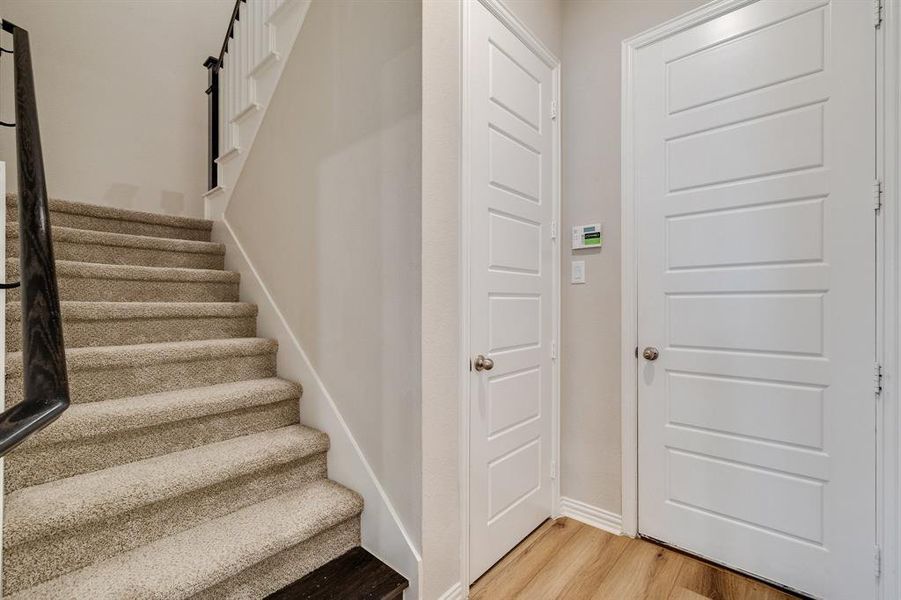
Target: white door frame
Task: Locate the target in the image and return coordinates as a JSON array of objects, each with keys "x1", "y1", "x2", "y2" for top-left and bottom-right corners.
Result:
[
  {"x1": 620, "y1": 1, "x2": 901, "y2": 598},
  {"x1": 459, "y1": 0, "x2": 562, "y2": 590}
]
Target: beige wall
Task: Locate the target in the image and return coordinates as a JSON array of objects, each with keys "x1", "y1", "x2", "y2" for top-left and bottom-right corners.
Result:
[
  {"x1": 421, "y1": 0, "x2": 462, "y2": 595},
  {"x1": 224, "y1": 0, "x2": 423, "y2": 551},
  {"x1": 559, "y1": 0, "x2": 706, "y2": 514},
  {"x1": 502, "y1": 0, "x2": 562, "y2": 56},
  {"x1": 0, "y1": 0, "x2": 233, "y2": 217}
]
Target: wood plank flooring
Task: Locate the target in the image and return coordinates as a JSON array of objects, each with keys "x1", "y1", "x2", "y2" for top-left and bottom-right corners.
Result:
[{"x1": 470, "y1": 518, "x2": 803, "y2": 600}]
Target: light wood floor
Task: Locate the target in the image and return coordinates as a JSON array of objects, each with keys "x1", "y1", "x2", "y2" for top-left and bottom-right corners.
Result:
[{"x1": 470, "y1": 518, "x2": 803, "y2": 600}]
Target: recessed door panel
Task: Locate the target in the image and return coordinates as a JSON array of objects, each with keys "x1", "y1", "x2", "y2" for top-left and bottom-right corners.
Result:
[
  {"x1": 667, "y1": 372, "x2": 824, "y2": 448},
  {"x1": 666, "y1": 198, "x2": 825, "y2": 270},
  {"x1": 667, "y1": 104, "x2": 825, "y2": 192},
  {"x1": 666, "y1": 7, "x2": 826, "y2": 113},
  {"x1": 488, "y1": 367, "x2": 541, "y2": 437}
]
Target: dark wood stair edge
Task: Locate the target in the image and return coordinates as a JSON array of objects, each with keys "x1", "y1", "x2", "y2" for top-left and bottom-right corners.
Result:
[{"x1": 265, "y1": 546, "x2": 409, "y2": 600}]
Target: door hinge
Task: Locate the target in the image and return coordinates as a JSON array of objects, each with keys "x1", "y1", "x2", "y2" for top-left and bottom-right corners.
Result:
[
  {"x1": 875, "y1": 363, "x2": 884, "y2": 396},
  {"x1": 874, "y1": 0, "x2": 884, "y2": 28},
  {"x1": 550, "y1": 460, "x2": 558, "y2": 480},
  {"x1": 551, "y1": 220, "x2": 558, "y2": 240},
  {"x1": 876, "y1": 545, "x2": 883, "y2": 578},
  {"x1": 874, "y1": 179, "x2": 883, "y2": 212},
  {"x1": 551, "y1": 341, "x2": 558, "y2": 360},
  {"x1": 551, "y1": 100, "x2": 558, "y2": 120}
]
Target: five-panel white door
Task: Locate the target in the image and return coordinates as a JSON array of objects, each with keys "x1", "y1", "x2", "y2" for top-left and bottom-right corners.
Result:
[
  {"x1": 467, "y1": 0, "x2": 556, "y2": 583},
  {"x1": 634, "y1": 1, "x2": 875, "y2": 598}
]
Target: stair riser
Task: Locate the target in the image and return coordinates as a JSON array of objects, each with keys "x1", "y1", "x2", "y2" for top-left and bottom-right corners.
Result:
[
  {"x1": 4, "y1": 455, "x2": 328, "y2": 595},
  {"x1": 5, "y1": 351, "x2": 277, "y2": 405},
  {"x1": 8, "y1": 239, "x2": 225, "y2": 270},
  {"x1": 192, "y1": 518, "x2": 361, "y2": 600},
  {"x1": 6, "y1": 209, "x2": 211, "y2": 242},
  {"x1": 6, "y1": 275, "x2": 238, "y2": 303},
  {"x1": 6, "y1": 314, "x2": 257, "y2": 351},
  {"x1": 6, "y1": 399, "x2": 299, "y2": 492}
]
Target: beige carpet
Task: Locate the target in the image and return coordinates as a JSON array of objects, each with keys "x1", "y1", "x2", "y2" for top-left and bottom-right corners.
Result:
[{"x1": 3, "y1": 194, "x2": 363, "y2": 599}]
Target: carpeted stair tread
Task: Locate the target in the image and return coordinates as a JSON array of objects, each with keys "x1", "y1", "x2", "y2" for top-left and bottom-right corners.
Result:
[
  {"x1": 6, "y1": 260, "x2": 240, "y2": 302},
  {"x1": 5, "y1": 425, "x2": 329, "y2": 548},
  {"x1": 7, "y1": 259, "x2": 239, "y2": 283},
  {"x1": 7, "y1": 337, "x2": 275, "y2": 376},
  {"x1": 5, "y1": 480, "x2": 362, "y2": 600},
  {"x1": 6, "y1": 301, "x2": 258, "y2": 350},
  {"x1": 6, "y1": 300, "x2": 257, "y2": 322},
  {"x1": 5, "y1": 378, "x2": 302, "y2": 493},
  {"x1": 5, "y1": 338, "x2": 278, "y2": 406},
  {"x1": 6, "y1": 193, "x2": 213, "y2": 241},
  {"x1": 8, "y1": 223, "x2": 225, "y2": 269},
  {"x1": 8, "y1": 223, "x2": 224, "y2": 256},
  {"x1": 17, "y1": 378, "x2": 301, "y2": 448},
  {"x1": 8, "y1": 300, "x2": 257, "y2": 322}
]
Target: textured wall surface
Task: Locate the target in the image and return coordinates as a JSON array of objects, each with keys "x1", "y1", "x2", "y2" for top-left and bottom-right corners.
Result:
[
  {"x1": 0, "y1": 0, "x2": 234, "y2": 217},
  {"x1": 225, "y1": 0, "x2": 423, "y2": 555},
  {"x1": 559, "y1": 0, "x2": 707, "y2": 515}
]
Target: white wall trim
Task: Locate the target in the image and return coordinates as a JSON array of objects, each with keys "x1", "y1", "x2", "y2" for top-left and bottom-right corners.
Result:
[
  {"x1": 619, "y1": 34, "x2": 638, "y2": 539},
  {"x1": 459, "y1": 0, "x2": 562, "y2": 589},
  {"x1": 436, "y1": 582, "x2": 465, "y2": 600},
  {"x1": 484, "y1": 0, "x2": 558, "y2": 68},
  {"x1": 620, "y1": 0, "x2": 761, "y2": 541},
  {"x1": 559, "y1": 497, "x2": 623, "y2": 536},
  {"x1": 212, "y1": 219, "x2": 422, "y2": 599},
  {"x1": 879, "y1": 1, "x2": 901, "y2": 598},
  {"x1": 458, "y1": 2, "x2": 472, "y2": 592},
  {"x1": 622, "y1": 0, "x2": 758, "y2": 50}
]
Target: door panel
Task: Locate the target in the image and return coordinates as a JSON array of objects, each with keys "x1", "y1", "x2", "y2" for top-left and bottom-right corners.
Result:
[
  {"x1": 468, "y1": 0, "x2": 555, "y2": 583},
  {"x1": 635, "y1": 1, "x2": 875, "y2": 598}
]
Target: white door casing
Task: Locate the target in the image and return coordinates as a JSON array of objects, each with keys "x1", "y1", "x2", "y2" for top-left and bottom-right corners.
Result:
[
  {"x1": 633, "y1": 1, "x2": 876, "y2": 598},
  {"x1": 466, "y1": 0, "x2": 557, "y2": 583}
]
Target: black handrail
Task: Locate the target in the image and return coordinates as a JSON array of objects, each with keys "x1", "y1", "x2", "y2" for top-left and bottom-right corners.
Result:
[
  {"x1": 0, "y1": 20, "x2": 70, "y2": 456},
  {"x1": 204, "y1": 0, "x2": 246, "y2": 190}
]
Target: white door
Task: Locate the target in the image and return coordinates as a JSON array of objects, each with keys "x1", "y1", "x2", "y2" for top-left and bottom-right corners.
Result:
[
  {"x1": 634, "y1": 1, "x2": 875, "y2": 598},
  {"x1": 467, "y1": 0, "x2": 556, "y2": 582}
]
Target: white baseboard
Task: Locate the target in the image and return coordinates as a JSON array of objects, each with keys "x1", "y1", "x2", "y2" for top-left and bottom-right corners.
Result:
[
  {"x1": 559, "y1": 496, "x2": 624, "y2": 535},
  {"x1": 436, "y1": 582, "x2": 465, "y2": 600},
  {"x1": 213, "y1": 219, "x2": 422, "y2": 598}
]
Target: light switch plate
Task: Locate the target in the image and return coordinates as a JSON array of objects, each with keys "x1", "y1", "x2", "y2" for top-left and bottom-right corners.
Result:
[{"x1": 571, "y1": 260, "x2": 586, "y2": 284}]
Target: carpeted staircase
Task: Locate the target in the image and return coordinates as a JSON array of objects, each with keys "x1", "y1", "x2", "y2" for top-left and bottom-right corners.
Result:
[{"x1": 2, "y1": 194, "x2": 364, "y2": 599}]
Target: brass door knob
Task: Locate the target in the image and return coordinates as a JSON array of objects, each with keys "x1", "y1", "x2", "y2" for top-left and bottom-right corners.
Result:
[
  {"x1": 642, "y1": 347, "x2": 659, "y2": 361},
  {"x1": 474, "y1": 355, "x2": 494, "y2": 371}
]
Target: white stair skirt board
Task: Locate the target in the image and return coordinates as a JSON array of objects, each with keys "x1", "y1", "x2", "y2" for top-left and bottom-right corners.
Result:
[
  {"x1": 559, "y1": 497, "x2": 623, "y2": 536},
  {"x1": 436, "y1": 582, "x2": 465, "y2": 600},
  {"x1": 212, "y1": 219, "x2": 422, "y2": 599},
  {"x1": 204, "y1": 0, "x2": 313, "y2": 220}
]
